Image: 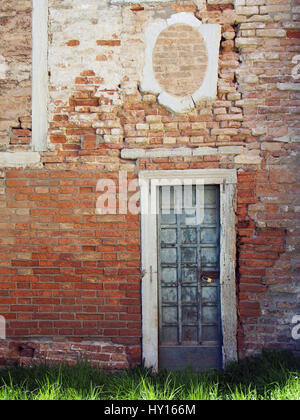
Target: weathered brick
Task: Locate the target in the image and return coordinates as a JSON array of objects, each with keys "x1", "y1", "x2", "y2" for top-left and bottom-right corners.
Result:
[{"x1": 0, "y1": 0, "x2": 298, "y2": 368}]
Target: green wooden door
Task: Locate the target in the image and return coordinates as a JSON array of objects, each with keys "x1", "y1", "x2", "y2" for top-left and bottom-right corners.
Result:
[{"x1": 158, "y1": 185, "x2": 222, "y2": 371}]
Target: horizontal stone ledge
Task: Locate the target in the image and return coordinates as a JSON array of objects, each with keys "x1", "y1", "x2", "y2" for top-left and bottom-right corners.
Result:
[
  {"x1": 110, "y1": 0, "x2": 175, "y2": 3},
  {"x1": 234, "y1": 153, "x2": 262, "y2": 165},
  {"x1": 0, "y1": 152, "x2": 41, "y2": 168},
  {"x1": 121, "y1": 146, "x2": 246, "y2": 160},
  {"x1": 218, "y1": 146, "x2": 244, "y2": 155},
  {"x1": 192, "y1": 147, "x2": 218, "y2": 156},
  {"x1": 208, "y1": 0, "x2": 234, "y2": 4},
  {"x1": 277, "y1": 83, "x2": 300, "y2": 91},
  {"x1": 121, "y1": 148, "x2": 192, "y2": 160}
]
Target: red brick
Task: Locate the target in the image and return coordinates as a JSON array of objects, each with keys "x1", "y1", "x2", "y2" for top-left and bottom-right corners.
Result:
[{"x1": 67, "y1": 40, "x2": 80, "y2": 46}]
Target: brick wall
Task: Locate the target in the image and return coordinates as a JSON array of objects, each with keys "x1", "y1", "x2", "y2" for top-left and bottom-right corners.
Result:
[
  {"x1": 0, "y1": 0, "x2": 32, "y2": 151},
  {"x1": 0, "y1": 0, "x2": 299, "y2": 367},
  {"x1": 235, "y1": 0, "x2": 300, "y2": 356}
]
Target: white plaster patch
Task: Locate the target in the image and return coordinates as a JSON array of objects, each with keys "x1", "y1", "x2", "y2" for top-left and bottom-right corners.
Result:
[
  {"x1": 0, "y1": 55, "x2": 9, "y2": 79},
  {"x1": 48, "y1": 0, "x2": 124, "y2": 117},
  {"x1": 140, "y1": 13, "x2": 221, "y2": 113}
]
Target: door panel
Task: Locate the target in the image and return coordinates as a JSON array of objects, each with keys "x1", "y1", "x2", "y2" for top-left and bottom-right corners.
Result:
[
  {"x1": 158, "y1": 185, "x2": 222, "y2": 371},
  {"x1": 159, "y1": 346, "x2": 222, "y2": 371}
]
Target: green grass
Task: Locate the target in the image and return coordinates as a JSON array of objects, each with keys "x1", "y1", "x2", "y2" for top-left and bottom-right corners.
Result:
[{"x1": 0, "y1": 350, "x2": 299, "y2": 400}]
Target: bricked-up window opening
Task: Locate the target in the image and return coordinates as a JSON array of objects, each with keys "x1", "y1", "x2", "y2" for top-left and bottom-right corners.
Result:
[
  {"x1": 140, "y1": 12, "x2": 221, "y2": 113},
  {"x1": 152, "y1": 24, "x2": 208, "y2": 97}
]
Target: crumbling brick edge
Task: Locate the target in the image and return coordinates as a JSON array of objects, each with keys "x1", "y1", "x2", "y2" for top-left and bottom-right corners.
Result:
[{"x1": 0, "y1": 338, "x2": 141, "y2": 369}]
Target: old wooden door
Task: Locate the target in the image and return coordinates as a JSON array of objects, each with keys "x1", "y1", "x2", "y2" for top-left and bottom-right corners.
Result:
[{"x1": 158, "y1": 185, "x2": 222, "y2": 371}]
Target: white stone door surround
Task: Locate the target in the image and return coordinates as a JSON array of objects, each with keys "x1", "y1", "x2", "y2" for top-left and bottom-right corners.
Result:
[{"x1": 139, "y1": 169, "x2": 238, "y2": 371}]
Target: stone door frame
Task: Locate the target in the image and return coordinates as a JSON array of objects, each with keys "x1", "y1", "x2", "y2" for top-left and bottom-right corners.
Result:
[{"x1": 139, "y1": 169, "x2": 238, "y2": 371}]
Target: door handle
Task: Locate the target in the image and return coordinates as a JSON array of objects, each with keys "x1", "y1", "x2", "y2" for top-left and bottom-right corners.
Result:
[
  {"x1": 198, "y1": 270, "x2": 219, "y2": 284},
  {"x1": 201, "y1": 275, "x2": 213, "y2": 284}
]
